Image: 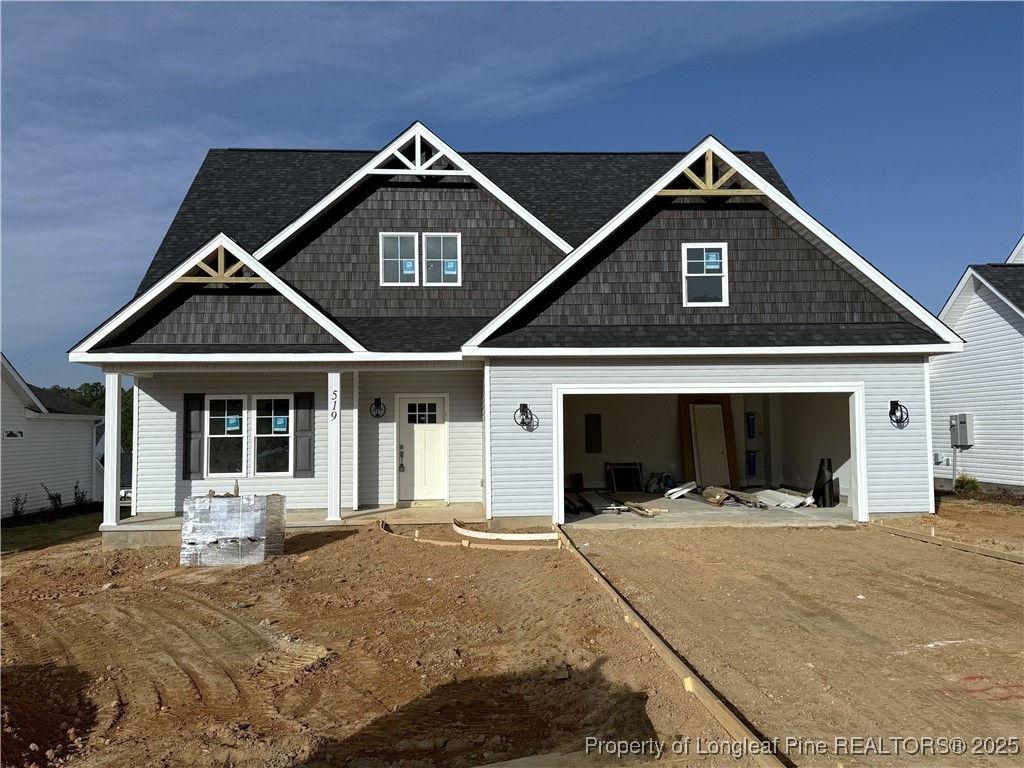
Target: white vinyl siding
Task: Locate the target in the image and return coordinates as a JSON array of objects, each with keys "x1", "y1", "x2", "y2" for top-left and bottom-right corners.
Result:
[
  {"x1": 0, "y1": 379, "x2": 98, "y2": 517},
  {"x1": 357, "y1": 369, "x2": 483, "y2": 506},
  {"x1": 931, "y1": 283, "x2": 1024, "y2": 488},
  {"x1": 135, "y1": 373, "x2": 329, "y2": 513},
  {"x1": 487, "y1": 356, "x2": 932, "y2": 518}
]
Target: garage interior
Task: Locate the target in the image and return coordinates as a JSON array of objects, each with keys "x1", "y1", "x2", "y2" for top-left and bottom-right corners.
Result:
[{"x1": 562, "y1": 392, "x2": 855, "y2": 524}]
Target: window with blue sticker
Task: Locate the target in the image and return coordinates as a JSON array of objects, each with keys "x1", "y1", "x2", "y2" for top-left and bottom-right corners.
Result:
[
  {"x1": 207, "y1": 397, "x2": 245, "y2": 475},
  {"x1": 255, "y1": 397, "x2": 292, "y2": 475},
  {"x1": 380, "y1": 234, "x2": 418, "y2": 285},
  {"x1": 683, "y1": 243, "x2": 729, "y2": 306},
  {"x1": 423, "y1": 234, "x2": 461, "y2": 285}
]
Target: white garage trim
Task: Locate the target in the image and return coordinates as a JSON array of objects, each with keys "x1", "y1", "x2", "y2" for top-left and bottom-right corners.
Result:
[{"x1": 551, "y1": 382, "x2": 868, "y2": 525}]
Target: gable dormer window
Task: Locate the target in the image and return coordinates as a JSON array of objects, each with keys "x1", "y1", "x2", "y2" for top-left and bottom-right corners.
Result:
[
  {"x1": 682, "y1": 243, "x2": 728, "y2": 306},
  {"x1": 380, "y1": 233, "x2": 419, "y2": 286},
  {"x1": 423, "y1": 233, "x2": 461, "y2": 286}
]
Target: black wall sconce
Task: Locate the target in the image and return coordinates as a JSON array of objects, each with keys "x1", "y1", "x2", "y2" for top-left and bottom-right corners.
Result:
[
  {"x1": 514, "y1": 402, "x2": 539, "y2": 432},
  {"x1": 889, "y1": 400, "x2": 909, "y2": 429},
  {"x1": 369, "y1": 397, "x2": 387, "y2": 419}
]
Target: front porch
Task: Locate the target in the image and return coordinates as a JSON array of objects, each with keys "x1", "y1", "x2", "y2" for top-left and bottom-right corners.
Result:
[{"x1": 102, "y1": 502, "x2": 487, "y2": 549}]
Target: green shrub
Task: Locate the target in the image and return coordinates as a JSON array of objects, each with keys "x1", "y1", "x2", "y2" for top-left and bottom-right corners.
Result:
[
  {"x1": 953, "y1": 472, "x2": 982, "y2": 495},
  {"x1": 40, "y1": 484, "x2": 62, "y2": 513},
  {"x1": 73, "y1": 481, "x2": 88, "y2": 508},
  {"x1": 11, "y1": 493, "x2": 27, "y2": 518}
]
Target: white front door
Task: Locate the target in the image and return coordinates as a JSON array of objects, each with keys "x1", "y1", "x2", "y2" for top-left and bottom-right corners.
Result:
[
  {"x1": 398, "y1": 397, "x2": 447, "y2": 501},
  {"x1": 691, "y1": 403, "x2": 730, "y2": 488}
]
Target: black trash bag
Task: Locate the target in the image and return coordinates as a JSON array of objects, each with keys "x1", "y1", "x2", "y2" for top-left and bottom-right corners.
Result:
[{"x1": 813, "y1": 458, "x2": 837, "y2": 508}]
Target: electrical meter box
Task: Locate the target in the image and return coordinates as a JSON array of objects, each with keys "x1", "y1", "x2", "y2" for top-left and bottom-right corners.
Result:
[{"x1": 949, "y1": 413, "x2": 974, "y2": 448}]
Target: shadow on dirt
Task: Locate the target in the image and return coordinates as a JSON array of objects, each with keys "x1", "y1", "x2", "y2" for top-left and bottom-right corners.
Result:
[
  {"x1": 298, "y1": 658, "x2": 655, "y2": 767},
  {"x1": 285, "y1": 530, "x2": 359, "y2": 555},
  {"x1": 1, "y1": 662, "x2": 97, "y2": 765}
]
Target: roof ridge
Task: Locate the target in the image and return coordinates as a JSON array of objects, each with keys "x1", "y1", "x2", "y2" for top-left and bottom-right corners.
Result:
[{"x1": 212, "y1": 147, "x2": 763, "y2": 156}]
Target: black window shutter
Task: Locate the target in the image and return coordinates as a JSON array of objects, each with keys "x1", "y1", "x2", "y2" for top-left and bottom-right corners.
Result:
[
  {"x1": 294, "y1": 392, "x2": 315, "y2": 478},
  {"x1": 183, "y1": 394, "x2": 204, "y2": 480}
]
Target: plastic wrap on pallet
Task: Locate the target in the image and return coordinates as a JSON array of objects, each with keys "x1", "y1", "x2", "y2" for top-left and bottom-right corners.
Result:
[{"x1": 180, "y1": 494, "x2": 286, "y2": 567}]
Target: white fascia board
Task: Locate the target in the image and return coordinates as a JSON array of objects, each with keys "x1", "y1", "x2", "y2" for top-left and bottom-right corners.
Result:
[
  {"x1": 468, "y1": 135, "x2": 961, "y2": 348},
  {"x1": 252, "y1": 122, "x2": 573, "y2": 263},
  {"x1": 1007, "y1": 233, "x2": 1024, "y2": 264},
  {"x1": 462, "y1": 343, "x2": 962, "y2": 357},
  {"x1": 1, "y1": 354, "x2": 48, "y2": 412},
  {"x1": 71, "y1": 233, "x2": 366, "y2": 354},
  {"x1": 24, "y1": 410, "x2": 103, "y2": 421},
  {"x1": 70, "y1": 351, "x2": 466, "y2": 364}
]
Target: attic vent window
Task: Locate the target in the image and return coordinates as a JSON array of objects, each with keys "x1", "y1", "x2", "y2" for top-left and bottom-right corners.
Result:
[{"x1": 682, "y1": 243, "x2": 728, "y2": 306}]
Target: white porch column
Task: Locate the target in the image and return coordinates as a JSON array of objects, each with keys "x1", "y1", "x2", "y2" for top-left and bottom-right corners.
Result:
[
  {"x1": 327, "y1": 371, "x2": 342, "y2": 520},
  {"x1": 102, "y1": 371, "x2": 121, "y2": 527},
  {"x1": 351, "y1": 371, "x2": 360, "y2": 510}
]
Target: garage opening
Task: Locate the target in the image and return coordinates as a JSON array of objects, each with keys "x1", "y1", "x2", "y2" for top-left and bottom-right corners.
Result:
[{"x1": 560, "y1": 391, "x2": 859, "y2": 525}]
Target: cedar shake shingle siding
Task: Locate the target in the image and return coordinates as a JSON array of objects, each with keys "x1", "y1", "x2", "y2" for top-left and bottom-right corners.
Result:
[
  {"x1": 483, "y1": 200, "x2": 940, "y2": 347},
  {"x1": 268, "y1": 180, "x2": 565, "y2": 318},
  {"x1": 101, "y1": 290, "x2": 347, "y2": 348}
]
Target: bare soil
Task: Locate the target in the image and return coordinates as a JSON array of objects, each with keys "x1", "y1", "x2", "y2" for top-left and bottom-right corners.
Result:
[
  {"x1": 1, "y1": 526, "x2": 730, "y2": 768},
  {"x1": 887, "y1": 499, "x2": 1024, "y2": 553},
  {"x1": 573, "y1": 526, "x2": 1024, "y2": 766}
]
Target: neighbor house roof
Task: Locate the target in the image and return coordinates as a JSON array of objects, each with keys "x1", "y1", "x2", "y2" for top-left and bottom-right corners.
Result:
[
  {"x1": 27, "y1": 385, "x2": 101, "y2": 416},
  {"x1": 972, "y1": 264, "x2": 1024, "y2": 313}
]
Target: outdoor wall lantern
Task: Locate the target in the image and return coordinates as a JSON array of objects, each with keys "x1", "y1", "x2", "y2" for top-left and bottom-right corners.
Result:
[
  {"x1": 514, "y1": 402, "x2": 539, "y2": 432},
  {"x1": 889, "y1": 400, "x2": 909, "y2": 429},
  {"x1": 369, "y1": 398, "x2": 387, "y2": 419}
]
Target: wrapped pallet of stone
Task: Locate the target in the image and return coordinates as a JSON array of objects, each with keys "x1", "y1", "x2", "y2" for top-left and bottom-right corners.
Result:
[{"x1": 180, "y1": 493, "x2": 287, "y2": 566}]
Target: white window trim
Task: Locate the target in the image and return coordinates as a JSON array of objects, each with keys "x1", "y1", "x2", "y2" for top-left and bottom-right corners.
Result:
[
  {"x1": 252, "y1": 394, "x2": 295, "y2": 477},
  {"x1": 379, "y1": 232, "x2": 420, "y2": 287},
  {"x1": 681, "y1": 242, "x2": 729, "y2": 308},
  {"x1": 422, "y1": 232, "x2": 463, "y2": 287},
  {"x1": 204, "y1": 395, "x2": 248, "y2": 478}
]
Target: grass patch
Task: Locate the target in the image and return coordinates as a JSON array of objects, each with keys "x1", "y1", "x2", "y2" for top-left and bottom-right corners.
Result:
[{"x1": 0, "y1": 512, "x2": 102, "y2": 553}]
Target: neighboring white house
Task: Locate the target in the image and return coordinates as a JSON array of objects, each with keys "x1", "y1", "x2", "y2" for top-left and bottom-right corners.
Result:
[
  {"x1": 1, "y1": 354, "x2": 104, "y2": 516},
  {"x1": 930, "y1": 235, "x2": 1024, "y2": 491},
  {"x1": 69, "y1": 124, "x2": 965, "y2": 540}
]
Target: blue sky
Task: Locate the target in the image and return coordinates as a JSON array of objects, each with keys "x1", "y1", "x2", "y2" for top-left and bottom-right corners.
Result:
[{"x1": 2, "y1": 2, "x2": 1021, "y2": 386}]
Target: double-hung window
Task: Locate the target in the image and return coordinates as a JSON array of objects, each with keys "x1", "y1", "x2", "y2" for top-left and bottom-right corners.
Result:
[
  {"x1": 254, "y1": 396, "x2": 293, "y2": 475},
  {"x1": 423, "y1": 233, "x2": 461, "y2": 285},
  {"x1": 682, "y1": 243, "x2": 728, "y2": 306},
  {"x1": 206, "y1": 396, "x2": 246, "y2": 476},
  {"x1": 380, "y1": 233, "x2": 419, "y2": 286}
]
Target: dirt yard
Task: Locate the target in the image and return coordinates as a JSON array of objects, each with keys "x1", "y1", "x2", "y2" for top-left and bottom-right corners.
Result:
[
  {"x1": 574, "y1": 525, "x2": 1024, "y2": 766},
  {"x1": 1, "y1": 526, "x2": 734, "y2": 768},
  {"x1": 884, "y1": 498, "x2": 1024, "y2": 553}
]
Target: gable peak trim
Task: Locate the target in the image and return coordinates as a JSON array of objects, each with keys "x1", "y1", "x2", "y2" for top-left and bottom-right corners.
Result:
[
  {"x1": 466, "y1": 134, "x2": 961, "y2": 349},
  {"x1": 71, "y1": 233, "x2": 367, "y2": 355}
]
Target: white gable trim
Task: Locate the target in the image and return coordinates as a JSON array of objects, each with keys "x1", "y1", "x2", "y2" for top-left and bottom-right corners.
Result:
[
  {"x1": 466, "y1": 135, "x2": 961, "y2": 348},
  {"x1": 941, "y1": 267, "x2": 1024, "y2": 325},
  {"x1": 1006, "y1": 233, "x2": 1024, "y2": 265},
  {"x1": 251, "y1": 122, "x2": 573, "y2": 262},
  {"x1": 1, "y1": 354, "x2": 48, "y2": 412},
  {"x1": 71, "y1": 233, "x2": 367, "y2": 354}
]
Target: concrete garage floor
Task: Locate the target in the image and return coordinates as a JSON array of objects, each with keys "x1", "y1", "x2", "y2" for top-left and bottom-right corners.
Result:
[{"x1": 565, "y1": 492, "x2": 857, "y2": 529}]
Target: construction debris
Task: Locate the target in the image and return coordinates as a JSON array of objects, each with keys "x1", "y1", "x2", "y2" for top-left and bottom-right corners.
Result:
[{"x1": 180, "y1": 493, "x2": 286, "y2": 566}]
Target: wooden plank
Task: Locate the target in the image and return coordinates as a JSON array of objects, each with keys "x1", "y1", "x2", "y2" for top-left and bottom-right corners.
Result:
[
  {"x1": 655, "y1": 189, "x2": 762, "y2": 197},
  {"x1": 175, "y1": 276, "x2": 265, "y2": 284},
  {"x1": 196, "y1": 261, "x2": 218, "y2": 277},
  {"x1": 712, "y1": 167, "x2": 738, "y2": 189},
  {"x1": 223, "y1": 259, "x2": 246, "y2": 277},
  {"x1": 706, "y1": 486, "x2": 766, "y2": 507},
  {"x1": 556, "y1": 528, "x2": 786, "y2": 768},
  {"x1": 217, "y1": 245, "x2": 225, "y2": 276},
  {"x1": 869, "y1": 522, "x2": 1024, "y2": 564},
  {"x1": 704, "y1": 149, "x2": 713, "y2": 187},
  {"x1": 681, "y1": 166, "x2": 706, "y2": 189}
]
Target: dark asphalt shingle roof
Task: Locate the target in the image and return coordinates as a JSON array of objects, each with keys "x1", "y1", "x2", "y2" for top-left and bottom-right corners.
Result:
[
  {"x1": 973, "y1": 264, "x2": 1024, "y2": 312},
  {"x1": 136, "y1": 147, "x2": 795, "y2": 295},
  {"x1": 28, "y1": 386, "x2": 102, "y2": 416},
  {"x1": 483, "y1": 323, "x2": 940, "y2": 348}
]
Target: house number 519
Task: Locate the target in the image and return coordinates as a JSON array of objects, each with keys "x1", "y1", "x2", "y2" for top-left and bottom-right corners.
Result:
[{"x1": 330, "y1": 389, "x2": 339, "y2": 421}]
